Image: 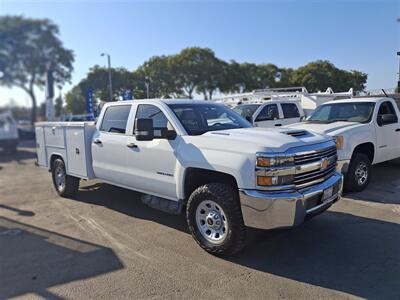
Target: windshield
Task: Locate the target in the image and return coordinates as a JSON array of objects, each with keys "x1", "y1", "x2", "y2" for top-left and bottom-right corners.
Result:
[
  {"x1": 308, "y1": 102, "x2": 375, "y2": 124},
  {"x1": 168, "y1": 103, "x2": 251, "y2": 135},
  {"x1": 233, "y1": 104, "x2": 260, "y2": 119}
]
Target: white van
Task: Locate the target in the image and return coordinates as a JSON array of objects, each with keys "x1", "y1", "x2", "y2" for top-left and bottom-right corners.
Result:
[
  {"x1": 0, "y1": 112, "x2": 19, "y2": 154},
  {"x1": 233, "y1": 100, "x2": 305, "y2": 127}
]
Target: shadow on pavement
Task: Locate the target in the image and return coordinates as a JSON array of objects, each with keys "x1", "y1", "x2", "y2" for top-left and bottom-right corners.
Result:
[
  {"x1": 0, "y1": 204, "x2": 35, "y2": 217},
  {"x1": 75, "y1": 182, "x2": 188, "y2": 233},
  {"x1": 346, "y1": 159, "x2": 400, "y2": 205},
  {"x1": 0, "y1": 141, "x2": 37, "y2": 165},
  {"x1": 0, "y1": 216, "x2": 124, "y2": 299},
  {"x1": 73, "y1": 182, "x2": 399, "y2": 299},
  {"x1": 230, "y1": 210, "x2": 400, "y2": 299}
]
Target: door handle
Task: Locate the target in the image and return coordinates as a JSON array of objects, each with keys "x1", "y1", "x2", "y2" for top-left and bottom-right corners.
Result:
[
  {"x1": 126, "y1": 142, "x2": 138, "y2": 148},
  {"x1": 396, "y1": 129, "x2": 400, "y2": 132},
  {"x1": 93, "y1": 139, "x2": 102, "y2": 145},
  {"x1": 275, "y1": 124, "x2": 282, "y2": 127}
]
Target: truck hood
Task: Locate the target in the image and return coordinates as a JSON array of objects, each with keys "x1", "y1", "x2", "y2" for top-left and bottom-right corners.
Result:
[
  {"x1": 286, "y1": 121, "x2": 365, "y2": 136},
  {"x1": 186, "y1": 127, "x2": 332, "y2": 154}
]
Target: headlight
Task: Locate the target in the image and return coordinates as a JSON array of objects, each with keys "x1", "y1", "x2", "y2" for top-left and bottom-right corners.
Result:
[
  {"x1": 334, "y1": 136, "x2": 344, "y2": 150},
  {"x1": 256, "y1": 156, "x2": 294, "y2": 167},
  {"x1": 257, "y1": 175, "x2": 294, "y2": 186}
]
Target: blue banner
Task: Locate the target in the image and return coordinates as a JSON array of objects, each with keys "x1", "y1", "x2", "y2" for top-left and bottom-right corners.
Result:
[
  {"x1": 122, "y1": 89, "x2": 133, "y2": 101},
  {"x1": 86, "y1": 89, "x2": 95, "y2": 121}
]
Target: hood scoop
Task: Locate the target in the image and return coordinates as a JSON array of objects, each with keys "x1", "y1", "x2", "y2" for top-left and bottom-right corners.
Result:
[{"x1": 284, "y1": 130, "x2": 308, "y2": 137}]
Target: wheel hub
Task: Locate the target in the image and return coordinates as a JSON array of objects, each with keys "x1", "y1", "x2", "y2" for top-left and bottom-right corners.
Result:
[
  {"x1": 195, "y1": 200, "x2": 228, "y2": 244},
  {"x1": 355, "y1": 161, "x2": 368, "y2": 185}
]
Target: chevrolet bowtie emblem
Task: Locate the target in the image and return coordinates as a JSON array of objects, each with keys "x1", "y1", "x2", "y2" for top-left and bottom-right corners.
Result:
[{"x1": 321, "y1": 158, "x2": 330, "y2": 170}]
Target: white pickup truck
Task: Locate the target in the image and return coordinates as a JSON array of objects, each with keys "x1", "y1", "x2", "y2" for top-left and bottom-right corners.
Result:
[
  {"x1": 233, "y1": 99, "x2": 305, "y2": 128},
  {"x1": 287, "y1": 97, "x2": 400, "y2": 192},
  {"x1": 0, "y1": 111, "x2": 19, "y2": 154},
  {"x1": 35, "y1": 99, "x2": 342, "y2": 255}
]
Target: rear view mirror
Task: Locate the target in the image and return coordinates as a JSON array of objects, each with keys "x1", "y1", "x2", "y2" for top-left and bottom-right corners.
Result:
[
  {"x1": 377, "y1": 114, "x2": 397, "y2": 126},
  {"x1": 135, "y1": 118, "x2": 154, "y2": 141}
]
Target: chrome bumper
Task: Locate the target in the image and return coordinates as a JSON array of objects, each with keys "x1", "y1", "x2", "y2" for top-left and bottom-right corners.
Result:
[
  {"x1": 239, "y1": 172, "x2": 343, "y2": 230},
  {"x1": 336, "y1": 159, "x2": 350, "y2": 173}
]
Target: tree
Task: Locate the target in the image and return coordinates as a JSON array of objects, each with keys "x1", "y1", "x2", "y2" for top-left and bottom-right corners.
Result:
[
  {"x1": 54, "y1": 96, "x2": 63, "y2": 117},
  {"x1": 78, "y1": 65, "x2": 132, "y2": 101},
  {"x1": 171, "y1": 47, "x2": 219, "y2": 98},
  {"x1": 134, "y1": 55, "x2": 180, "y2": 98},
  {"x1": 65, "y1": 86, "x2": 86, "y2": 115},
  {"x1": 291, "y1": 60, "x2": 367, "y2": 92},
  {"x1": 0, "y1": 16, "x2": 74, "y2": 124}
]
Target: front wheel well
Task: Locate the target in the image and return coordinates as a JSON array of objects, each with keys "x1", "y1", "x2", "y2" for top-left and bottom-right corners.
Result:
[
  {"x1": 183, "y1": 168, "x2": 238, "y2": 203},
  {"x1": 352, "y1": 143, "x2": 374, "y2": 163},
  {"x1": 50, "y1": 154, "x2": 64, "y2": 170}
]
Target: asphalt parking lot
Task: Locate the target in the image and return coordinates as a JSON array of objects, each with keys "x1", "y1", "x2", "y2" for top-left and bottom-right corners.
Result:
[{"x1": 0, "y1": 141, "x2": 399, "y2": 299}]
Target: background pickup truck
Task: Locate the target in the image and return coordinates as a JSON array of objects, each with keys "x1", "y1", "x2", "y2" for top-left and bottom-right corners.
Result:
[
  {"x1": 35, "y1": 99, "x2": 342, "y2": 255},
  {"x1": 287, "y1": 97, "x2": 400, "y2": 192},
  {"x1": 0, "y1": 111, "x2": 19, "y2": 154},
  {"x1": 233, "y1": 99, "x2": 305, "y2": 128}
]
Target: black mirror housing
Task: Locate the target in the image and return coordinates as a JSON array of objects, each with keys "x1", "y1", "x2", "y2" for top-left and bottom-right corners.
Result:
[
  {"x1": 135, "y1": 118, "x2": 154, "y2": 141},
  {"x1": 378, "y1": 114, "x2": 398, "y2": 126}
]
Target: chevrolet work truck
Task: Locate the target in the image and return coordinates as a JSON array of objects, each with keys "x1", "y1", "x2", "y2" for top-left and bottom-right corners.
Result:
[
  {"x1": 35, "y1": 99, "x2": 342, "y2": 255},
  {"x1": 287, "y1": 97, "x2": 400, "y2": 192}
]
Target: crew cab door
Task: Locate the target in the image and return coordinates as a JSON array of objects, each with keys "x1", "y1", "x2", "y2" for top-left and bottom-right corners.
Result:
[
  {"x1": 91, "y1": 104, "x2": 132, "y2": 183},
  {"x1": 375, "y1": 100, "x2": 400, "y2": 162},
  {"x1": 125, "y1": 104, "x2": 178, "y2": 200},
  {"x1": 253, "y1": 104, "x2": 281, "y2": 127},
  {"x1": 279, "y1": 102, "x2": 302, "y2": 126}
]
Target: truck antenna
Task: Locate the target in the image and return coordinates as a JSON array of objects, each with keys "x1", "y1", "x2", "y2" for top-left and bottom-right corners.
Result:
[{"x1": 382, "y1": 89, "x2": 389, "y2": 97}]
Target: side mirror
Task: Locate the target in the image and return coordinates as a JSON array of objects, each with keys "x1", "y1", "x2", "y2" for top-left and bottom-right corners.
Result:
[
  {"x1": 135, "y1": 118, "x2": 154, "y2": 141},
  {"x1": 378, "y1": 114, "x2": 397, "y2": 126}
]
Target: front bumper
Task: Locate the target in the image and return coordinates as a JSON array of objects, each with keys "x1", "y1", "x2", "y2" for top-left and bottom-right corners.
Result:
[{"x1": 239, "y1": 172, "x2": 343, "y2": 230}]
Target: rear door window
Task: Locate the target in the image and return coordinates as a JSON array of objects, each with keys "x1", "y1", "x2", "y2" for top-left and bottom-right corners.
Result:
[
  {"x1": 281, "y1": 103, "x2": 300, "y2": 118},
  {"x1": 255, "y1": 104, "x2": 279, "y2": 121},
  {"x1": 100, "y1": 105, "x2": 131, "y2": 134}
]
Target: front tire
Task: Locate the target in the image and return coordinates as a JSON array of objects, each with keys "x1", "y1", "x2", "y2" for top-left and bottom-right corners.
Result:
[
  {"x1": 344, "y1": 153, "x2": 371, "y2": 192},
  {"x1": 51, "y1": 158, "x2": 80, "y2": 197},
  {"x1": 186, "y1": 183, "x2": 247, "y2": 256}
]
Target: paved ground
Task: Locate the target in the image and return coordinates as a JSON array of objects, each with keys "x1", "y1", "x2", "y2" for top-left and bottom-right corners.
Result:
[{"x1": 0, "y1": 141, "x2": 399, "y2": 300}]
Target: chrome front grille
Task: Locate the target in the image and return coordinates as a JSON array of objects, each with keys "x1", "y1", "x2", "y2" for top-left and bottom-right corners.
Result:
[
  {"x1": 294, "y1": 146, "x2": 337, "y2": 165},
  {"x1": 294, "y1": 146, "x2": 337, "y2": 188}
]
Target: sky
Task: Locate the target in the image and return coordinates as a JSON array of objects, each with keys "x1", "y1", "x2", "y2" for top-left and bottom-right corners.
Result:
[{"x1": 0, "y1": 0, "x2": 399, "y2": 107}]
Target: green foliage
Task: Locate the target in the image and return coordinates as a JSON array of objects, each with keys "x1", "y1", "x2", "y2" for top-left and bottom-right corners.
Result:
[
  {"x1": 54, "y1": 96, "x2": 63, "y2": 117},
  {"x1": 291, "y1": 60, "x2": 367, "y2": 92},
  {"x1": 65, "y1": 86, "x2": 86, "y2": 115},
  {"x1": 0, "y1": 16, "x2": 74, "y2": 123},
  {"x1": 67, "y1": 49, "x2": 368, "y2": 114}
]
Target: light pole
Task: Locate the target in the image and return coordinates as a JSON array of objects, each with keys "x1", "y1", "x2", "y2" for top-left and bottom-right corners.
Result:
[
  {"x1": 101, "y1": 53, "x2": 113, "y2": 101},
  {"x1": 397, "y1": 52, "x2": 400, "y2": 89}
]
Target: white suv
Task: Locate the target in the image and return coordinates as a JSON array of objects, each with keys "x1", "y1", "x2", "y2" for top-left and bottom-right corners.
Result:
[{"x1": 0, "y1": 112, "x2": 19, "y2": 154}]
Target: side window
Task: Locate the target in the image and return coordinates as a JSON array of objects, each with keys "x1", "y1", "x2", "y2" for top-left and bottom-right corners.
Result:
[
  {"x1": 135, "y1": 104, "x2": 170, "y2": 137},
  {"x1": 281, "y1": 103, "x2": 300, "y2": 119},
  {"x1": 100, "y1": 105, "x2": 131, "y2": 134},
  {"x1": 255, "y1": 104, "x2": 279, "y2": 122},
  {"x1": 378, "y1": 101, "x2": 396, "y2": 116},
  {"x1": 377, "y1": 101, "x2": 398, "y2": 125}
]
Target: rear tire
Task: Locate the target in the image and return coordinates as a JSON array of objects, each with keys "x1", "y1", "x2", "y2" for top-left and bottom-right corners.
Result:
[
  {"x1": 344, "y1": 153, "x2": 371, "y2": 192},
  {"x1": 186, "y1": 183, "x2": 247, "y2": 256},
  {"x1": 51, "y1": 158, "x2": 80, "y2": 197}
]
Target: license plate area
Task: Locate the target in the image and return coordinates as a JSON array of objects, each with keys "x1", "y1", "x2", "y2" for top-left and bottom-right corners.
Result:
[{"x1": 322, "y1": 186, "x2": 334, "y2": 202}]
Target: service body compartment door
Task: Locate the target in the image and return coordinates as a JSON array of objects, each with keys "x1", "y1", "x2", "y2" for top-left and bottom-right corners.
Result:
[
  {"x1": 65, "y1": 127, "x2": 88, "y2": 178},
  {"x1": 35, "y1": 126, "x2": 47, "y2": 167},
  {"x1": 44, "y1": 125, "x2": 65, "y2": 148}
]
